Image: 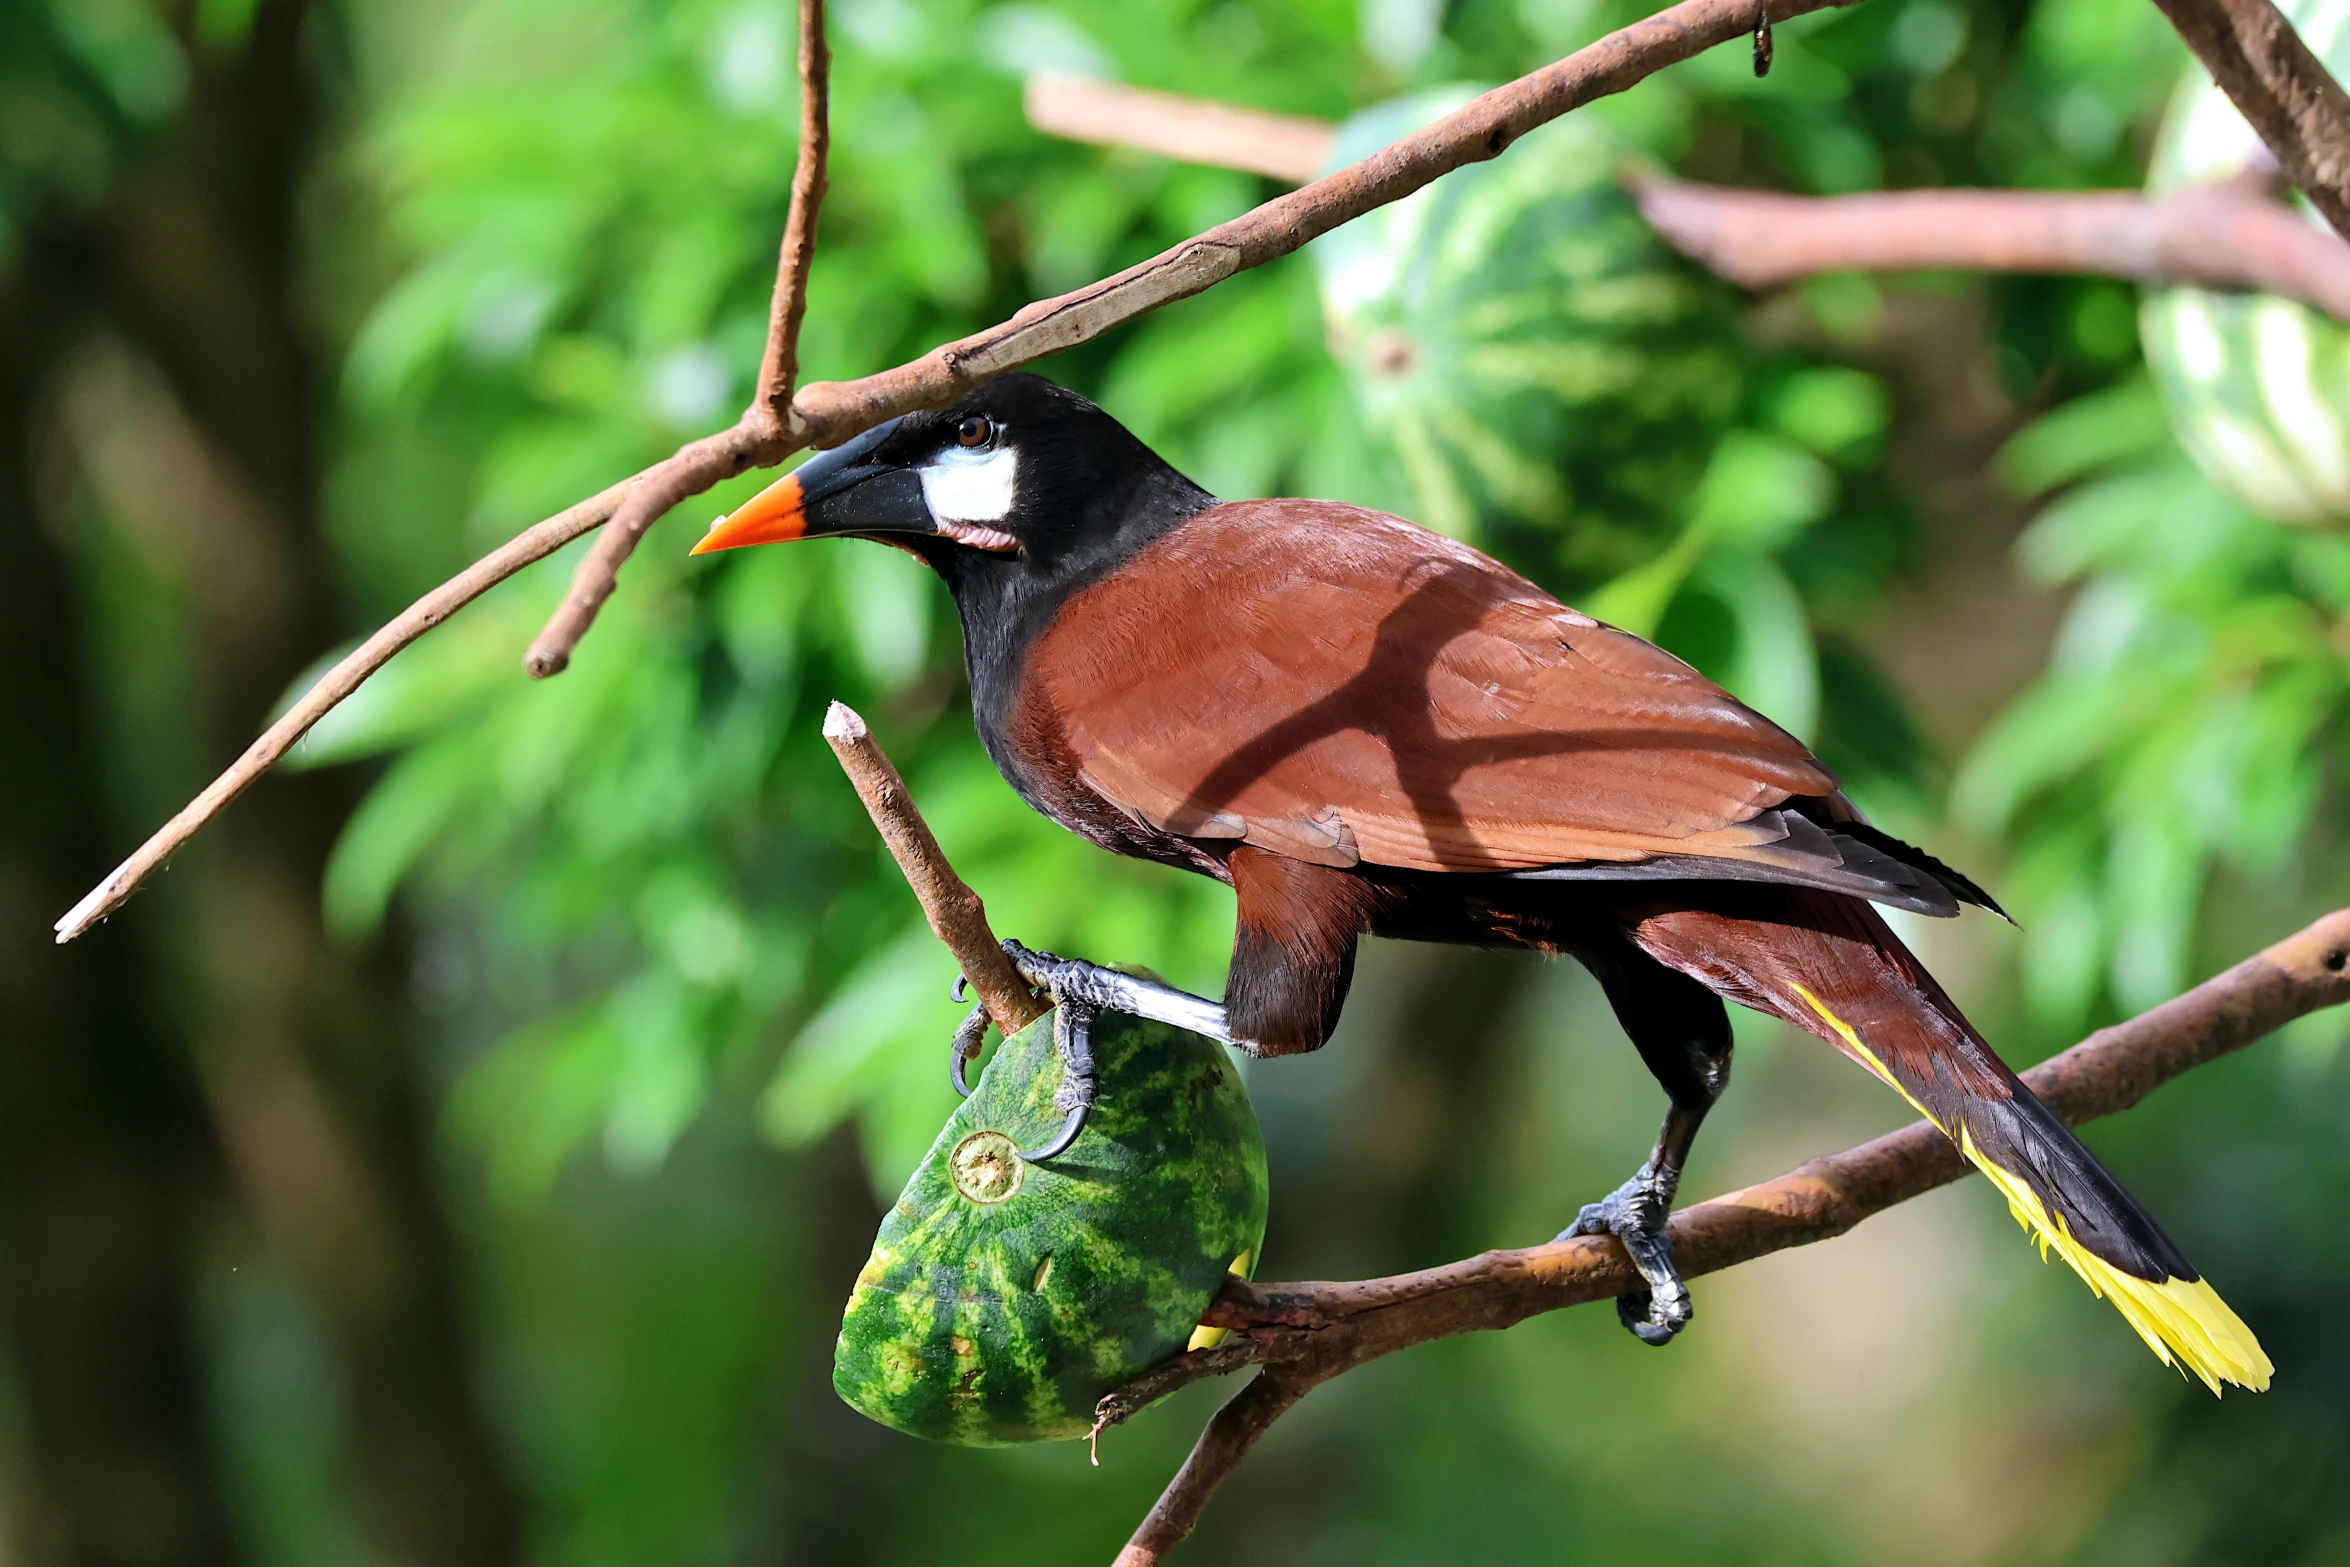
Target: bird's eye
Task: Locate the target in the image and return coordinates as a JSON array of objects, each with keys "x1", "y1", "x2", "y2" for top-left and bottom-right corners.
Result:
[{"x1": 957, "y1": 415, "x2": 994, "y2": 448}]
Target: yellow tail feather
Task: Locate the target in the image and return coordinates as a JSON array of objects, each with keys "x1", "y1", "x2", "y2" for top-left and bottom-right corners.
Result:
[
  {"x1": 1960, "y1": 1130, "x2": 2272, "y2": 1394},
  {"x1": 1787, "y1": 985, "x2": 2272, "y2": 1395}
]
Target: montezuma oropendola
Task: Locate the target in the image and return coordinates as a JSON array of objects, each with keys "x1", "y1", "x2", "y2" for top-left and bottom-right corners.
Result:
[{"x1": 693, "y1": 374, "x2": 2269, "y2": 1389}]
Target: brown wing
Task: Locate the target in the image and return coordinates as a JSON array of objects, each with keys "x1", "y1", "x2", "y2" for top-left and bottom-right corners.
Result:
[{"x1": 1028, "y1": 498, "x2": 1843, "y2": 878}]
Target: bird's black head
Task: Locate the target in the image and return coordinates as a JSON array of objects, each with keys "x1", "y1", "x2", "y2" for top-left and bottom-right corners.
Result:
[{"x1": 690, "y1": 375, "x2": 1214, "y2": 598}]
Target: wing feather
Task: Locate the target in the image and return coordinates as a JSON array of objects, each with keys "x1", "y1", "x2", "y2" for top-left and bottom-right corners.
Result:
[{"x1": 1034, "y1": 500, "x2": 1838, "y2": 877}]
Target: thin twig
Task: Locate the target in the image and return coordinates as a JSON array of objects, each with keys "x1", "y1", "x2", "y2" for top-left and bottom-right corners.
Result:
[
  {"x1": 522, "y1": 422, "x2": 781, "y2": 679},
  {"x1": 821, "y1": 702, "x2": 1044, "y2": 1039},
  {"x1": 1096, "y1": 907, "x2": 2350, "y2": 1561},
  {"x1": 1111, "y1": 1371, "x2": 1322, "y2": 1567},
  {"x1": 2149, "y1": 0, "x2": 2350, "y2": 241},
  {"x1": 1024, "y1": 72, "x2": 1336, "y2": 183},
  {"x1": 757, "y1": 0, "x2": 832, "y2": 425},
  {"x1": 1636, "y1": 169, "x2": 2350, "y2": 318},
  {"x1": 523, "y1": 0, "x2": 832, "y2": 679},
  {"x1": 58, "y1": 0, "x2": 1865, "y2": 941}
]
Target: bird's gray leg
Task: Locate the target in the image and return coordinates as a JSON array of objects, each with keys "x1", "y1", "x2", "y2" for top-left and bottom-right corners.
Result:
[
  {"x1": 1561, "y1": 1098, "x2": 1713, "y2": 1345},
  {"x1": 1563, "y1": 948, "x2": 1737, "y2": 1346},
  {"x1": 997, "y1": 940, "x2": 1232, "y2": 1042}
]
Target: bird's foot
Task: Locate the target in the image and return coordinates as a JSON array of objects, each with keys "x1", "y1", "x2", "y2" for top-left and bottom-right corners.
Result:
[
  {"x1": 997, "y1": 943, "x2": 1111, "y2": 1164},
  {"x1": 946, "y1": 942, "x2": 1231, "y2": 1163},
  {"x1": 1560, "y1": 1172, "x2": 1690, "y2": 1346},
  {"x1": 1021, "y1": 942, "x2": 1233, "y2": 1162}
]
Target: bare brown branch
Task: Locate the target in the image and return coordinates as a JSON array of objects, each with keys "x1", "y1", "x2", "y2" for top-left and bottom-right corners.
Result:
[
  {"x1": 1111, "y1": 1371, "x2": 1321, "y2": 1567},
  {"x1": 758, "y1": 0, "x2": 833, "y2": 422},
  {"x1": 1637, "y1": 171, "x2": 2350, "y2": 317},
  {"x1": 2149, "y1": 0, "x2": 2350, "y2": 240},
  {"x1": 1095, "y1": 907, "x2": 2350, "y2": 1562},
  {"x1": 522, "y1": 421, "x2": 781, "y2": 679},
  {"x1": 1024, "y1": 72, "x2": 1337, "y2": 183},
  {"x1": 821, "y1": 703, "x2": 1045, "y2": 1039},
  {"x1": 1015, "y1": 80, "x2": 2350, "y2": 317},
  {"x1": 61, "y1": 0, "x2": 1850, "y2": 940}
]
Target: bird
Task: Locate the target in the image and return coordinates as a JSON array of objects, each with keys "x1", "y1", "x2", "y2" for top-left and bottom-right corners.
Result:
[{"x1": 690, "y1": 372, "x2": 2270, "y2": 1391}]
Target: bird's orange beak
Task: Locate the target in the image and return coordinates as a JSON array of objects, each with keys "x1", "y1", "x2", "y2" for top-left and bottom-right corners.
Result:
[{"x1": 690, "y1": 472, "x2": 805, "y2": 555}]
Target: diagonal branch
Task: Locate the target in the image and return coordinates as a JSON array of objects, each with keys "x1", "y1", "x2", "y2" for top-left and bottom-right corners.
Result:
[
  {"x1": 821, "y1": 702, "x2": 1044, "y2": 1039},
  {"x1": 2149, "y1": 0, "x2": 2350, "y2": 241},
  {"x1": 1094, "y1": 908, "x2": 2350, "y2": 1564},
  {"x1": 522, "y1": 0, "x2": 833, "y2": 680},
  {"x1": 56, "y1": 0, "x2": 1849, "y2": 943}
]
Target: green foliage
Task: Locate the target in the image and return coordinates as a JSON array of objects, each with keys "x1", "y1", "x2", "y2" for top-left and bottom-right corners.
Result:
[
  {"x1": 26, "y1": 0, "x2": 2350, "y2": 1559},
  {"x1": 1957, "y1": 383, "x2": 2350, "y2": 1024},
  {"x1": 2142, "y1": 0, "x2": 2350, "y2": 522}
]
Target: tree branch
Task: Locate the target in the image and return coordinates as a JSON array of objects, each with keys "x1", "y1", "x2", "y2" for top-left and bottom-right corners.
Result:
[
  {"x1": 522, "y1": 422, "x2": 783, "y2": 680},
  {"x1": 1024, "y1": 72, "x2": 1336, "y2": 183},
  {"x1": 1096, "y1": 907, "x2": 2350, "y2": 1563},
  {"x1": 522, "y1": 0, "x2": 833, "y2": 680},
  {"x1": 758, "y1": 0, "x2": 832, "y2": 425},
  {"x1": 1634, "y1": 169, "x2": 2350, "y2": 318},
  {"x1": 2148, "y1": 0, "x2": 2350, "y2": 241},
  {"x1": 1110, "y1": 1371, "x2": 1321, "y2": 1567},
  {"x1": 58, "y1": 0, "x2": 1854, "y2": 942},
  {"x1": 1019, "y1": 84, "x2": 2350, "y2": 319},
  {"x1": 820, "y1": 703, "x2": 1045, "y2": 1039}
]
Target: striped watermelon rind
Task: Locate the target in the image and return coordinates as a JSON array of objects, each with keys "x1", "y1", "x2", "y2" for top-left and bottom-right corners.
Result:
[
  {"x1": 1312, "y1": 86, "x2": 1744, "y2": 572},
  {"x1": 2142, "y1": 0, "x2": 2350, "y2": 523},
  {"x1": 833, "y1": 1008, "x2": 1268, "y2": 1445}
]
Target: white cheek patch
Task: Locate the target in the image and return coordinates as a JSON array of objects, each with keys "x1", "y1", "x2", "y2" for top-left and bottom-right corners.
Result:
[{"x1": 918, "y1": 445, "x2": 1018, "y2": 523}]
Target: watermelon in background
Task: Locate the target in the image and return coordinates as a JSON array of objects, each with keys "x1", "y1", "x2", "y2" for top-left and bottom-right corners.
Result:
[
  {"x1": 1309, "y1": 87, "x2": 1748, "y2": 578},
  {"x1": 2142, "y1": 0, "x2": 2350, "y2": 523}
]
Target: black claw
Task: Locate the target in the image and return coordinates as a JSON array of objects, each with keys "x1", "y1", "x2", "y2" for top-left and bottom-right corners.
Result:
[
  {"x1": 1019, "y1": 998, "x2": 1098, "y2": 1163},
  {"x1": 1018, "y1": 1102, "x2": 1090, "y2": 1163},
  {"x1": 948, "y1": 1004, "x2": 989, "y2": 1098},
  {"x1": 951, "y1": 973, "x2": 970, "y2": 1004}
]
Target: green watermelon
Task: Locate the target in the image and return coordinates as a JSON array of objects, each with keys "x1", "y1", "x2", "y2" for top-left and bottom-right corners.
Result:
[
  {"x1": 1311, "y1": 86, "x2": 1744, "y2": 573},
  {"x1": 2143, "y1": 3, "x2": 2350, "y2": 522},
  {"x1": 833, "y1": 1008, "x2": 1267, "y2": 1445}
]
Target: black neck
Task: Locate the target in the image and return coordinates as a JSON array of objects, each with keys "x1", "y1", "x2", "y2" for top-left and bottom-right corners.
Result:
[{"x1": 929, "y1": 461, "x2": 1213, "y2": 790}]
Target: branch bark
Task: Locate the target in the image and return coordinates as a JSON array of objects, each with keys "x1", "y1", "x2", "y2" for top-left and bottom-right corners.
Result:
[
  {"x1": 1025, "y1": 72, "x2": 1336, "y2": 182},
  {"x1": 1017, "y1": 82, "x2": 2350, "y2": 319},
  {"x1": 821, "y1": 703, "x2": 1045, "y2": 1038},
  {"x1": 758, "y1": 0, "x2": 833, "y2": 425},
  {"x1": 1098, "y1": 907, "x2": 2350, "y2": 1563},
  {"x1": 2149, "y1": 0, "x2": 2350, "y2": 241},
  {"x1": 1635, "y1": 170, "x2": 2350, "y2": 318},
  {"x1": 58, "y1": 0, "x2": 1858, "y2": 942}
]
